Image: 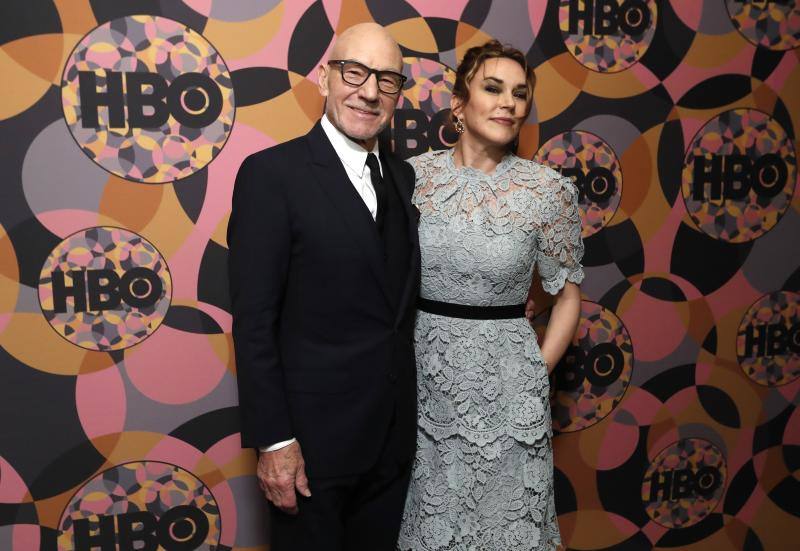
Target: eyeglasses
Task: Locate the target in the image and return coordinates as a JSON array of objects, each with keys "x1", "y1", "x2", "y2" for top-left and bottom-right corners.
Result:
[{"x1": 328, "y1": 60, "x2": 407, "y2": 94}]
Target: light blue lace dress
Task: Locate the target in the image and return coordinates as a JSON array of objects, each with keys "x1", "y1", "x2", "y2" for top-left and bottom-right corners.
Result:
[{"x1": 398, "y1": 149, "x2": 584, "y2": 550}]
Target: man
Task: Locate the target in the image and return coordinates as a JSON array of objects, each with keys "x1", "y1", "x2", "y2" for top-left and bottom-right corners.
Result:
[{"x1": 227, "y1": 23, "x2": 420, "y2": 550}]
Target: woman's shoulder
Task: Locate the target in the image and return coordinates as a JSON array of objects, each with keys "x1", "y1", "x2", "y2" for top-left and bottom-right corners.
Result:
[
  {"x1": 410, "y1": 148, "x2": 452, "y2": 168},
  {"x1": 507, "y1": 156, "x2": 564, "y2": 182},
  {"x1": 510, "y1": 157, "x2": 577, "y2": 194}
]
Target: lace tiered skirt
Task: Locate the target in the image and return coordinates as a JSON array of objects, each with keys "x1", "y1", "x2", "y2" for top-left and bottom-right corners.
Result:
[{"x1": 398, "y1": 312, "x2": 561, "y2": 551}]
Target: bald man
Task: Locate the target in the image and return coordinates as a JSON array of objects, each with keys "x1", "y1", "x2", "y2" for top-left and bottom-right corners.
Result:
[{"x1": 228, "y1": 23, "x2": 420, "y2": 550}]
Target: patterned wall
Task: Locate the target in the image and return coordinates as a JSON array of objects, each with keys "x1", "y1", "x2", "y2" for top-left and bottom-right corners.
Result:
[{"x1": 1, "y1": 1, "x2": 798, "y2": 549}]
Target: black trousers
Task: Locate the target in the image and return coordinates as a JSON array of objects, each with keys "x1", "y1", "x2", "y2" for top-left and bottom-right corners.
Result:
[{"x1": 269, "y1": 411, "x2": 413, "y2": 551}]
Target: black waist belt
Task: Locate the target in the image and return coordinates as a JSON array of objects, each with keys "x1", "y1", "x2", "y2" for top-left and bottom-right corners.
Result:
[{"x1": 418, "y1": 297, "x2": 525, "y2": 320}]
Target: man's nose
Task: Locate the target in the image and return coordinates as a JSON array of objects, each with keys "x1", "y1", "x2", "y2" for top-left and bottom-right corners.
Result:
[{"x1": 358, "y1": 73, "x2": 380, "y2": 101}]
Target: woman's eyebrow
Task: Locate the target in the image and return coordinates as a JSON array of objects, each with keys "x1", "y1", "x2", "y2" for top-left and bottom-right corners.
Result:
[{"x1": 483, "y1": 76, "x2": 526, "y2": 89}]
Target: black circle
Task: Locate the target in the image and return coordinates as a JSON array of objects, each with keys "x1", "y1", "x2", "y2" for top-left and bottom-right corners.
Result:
[
  {"x1": 698, "y1": 471, "x2": 715, "y2": 491},
  {"x1": 130, "y1": 277, "x2": 151, "y2": 298},
  {"x1": 593, "y1": 354, "x2": 614, "y2": 377},
  {"x1": 171, "y1": 518, "x2": 195, "y2": 540},
  {"x1": 759, "y1": 164, "x2": 778, "y2": 186},
  {"x1": 184, "y1": 88, "x2": 207, "y2": 112},
  {"x1": 626, "y1": 7, "x2": 644, "y2": 26},
  {"x1": 584, "y1": 343, "x2": 625, "y2": 386},
  {"x1": 591, "y1": 174, "x2": 609, "y2": 195}
]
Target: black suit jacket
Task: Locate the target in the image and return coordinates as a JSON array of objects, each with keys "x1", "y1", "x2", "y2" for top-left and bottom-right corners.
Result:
[{"x1": 228, "y1": 121, "x2": 420, "y2": 478}]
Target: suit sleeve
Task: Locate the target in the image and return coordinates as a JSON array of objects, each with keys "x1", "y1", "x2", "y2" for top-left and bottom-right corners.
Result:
[{"x1": 228, "y1": 153, "x2": 294, "y2": 448}]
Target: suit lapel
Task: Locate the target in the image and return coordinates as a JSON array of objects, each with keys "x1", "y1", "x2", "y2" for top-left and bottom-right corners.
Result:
[
  {"x1": 381, "y1": 151, "x2": 421, "y2": 325},
  {"x1": 306, "y1": 122, "x2": 393, "y2": 309}
]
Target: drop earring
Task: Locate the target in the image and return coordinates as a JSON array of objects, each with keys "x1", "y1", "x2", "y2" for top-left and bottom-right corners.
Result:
[{"x1": 454, "y1": 118, "x2": 465, "y2": 134}]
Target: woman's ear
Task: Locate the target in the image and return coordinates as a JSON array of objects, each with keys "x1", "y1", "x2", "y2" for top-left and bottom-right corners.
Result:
[{"x1": 450, "y1": 95, "x2": 463, "y2": 121}]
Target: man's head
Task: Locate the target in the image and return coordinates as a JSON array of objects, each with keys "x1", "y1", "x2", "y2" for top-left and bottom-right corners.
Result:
[{"x1": 318, "y1": 23, "x2": 404, "y2": 150}]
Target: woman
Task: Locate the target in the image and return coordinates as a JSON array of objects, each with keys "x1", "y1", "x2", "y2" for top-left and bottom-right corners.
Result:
[{"x1": 398, "y1": 41, "x2": 584, "y2": 550}]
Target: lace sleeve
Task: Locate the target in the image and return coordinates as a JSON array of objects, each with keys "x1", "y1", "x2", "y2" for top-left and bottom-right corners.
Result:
[{"x1": 537, "y1": 171, "x2": 585, "y2": 295}]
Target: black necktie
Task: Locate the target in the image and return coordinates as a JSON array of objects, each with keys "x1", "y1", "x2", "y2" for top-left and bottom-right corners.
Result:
[{"x1": 365, "y1": 153, "x2": 386, "y2": 232}]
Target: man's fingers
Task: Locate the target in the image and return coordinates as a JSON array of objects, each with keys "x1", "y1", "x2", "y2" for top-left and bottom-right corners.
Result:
[
  {"x1": 295, "y1": 466, "x2": 312, "y2": 497},
  {"x1": 257, "y1": 442, "x2": 307, "y2": 513},
  {"x1": 267, "y1": 476, "x2": 301, "y2": 513},
  {"x1": 257, "y1": 475, "x2": 273, "y2": 505},
  {"x1": 273, "y1": 485, "x2": 299, "y2": 514}
]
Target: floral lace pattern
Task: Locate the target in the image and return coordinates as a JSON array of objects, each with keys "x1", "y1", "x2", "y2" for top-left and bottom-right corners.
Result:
[{"x1": 398, "y1": 150, "x2": 584, "y2": 550}]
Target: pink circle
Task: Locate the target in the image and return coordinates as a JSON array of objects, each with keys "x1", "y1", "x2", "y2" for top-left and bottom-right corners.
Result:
[
  {"x1": 621, "y1": 289, "x2": 686, "y2": 362},
  {"x1": 596, "y1": 416, "x2": 640, "y2": 470},
  {"x1": 12, "y1": 525, "x2": 41, "y2": 550},
  {"x1": 76, "y1": 365, "x2": 127, "y2": 439},
  {"x1": 0, "y1": 457, "x2": 29, "y2": 503},
  {"x1": 125, "y1": 325, "x2": 227, "y2": 404},
  {"x1": 206, "y1": 433, "x2": 242, "y2": 468},
  {"x1": 209, "y1": 480, "x2": 237, "y2": 548},
  {"x1": 182, "y1": 0, "x2": 213, "y2": 16},
  {"x1": 784, "y1": 406, "x2": 800, "y2": 446},
  {"x1": 145, "y1": 435, "x2": 205, "y2": 467},
  {"x1": 665, "y1": 387, "x2": 697, "y2": 418},
  {"x1": 405, "y1": 0, "x2": 469, "y2": 18},
  {"x1": 605, "y1": 510, "x2": 640, "y2": 538},
  {"x1": 36, "y1": 210, "x2": 101, "y2": 240},
  {"x1": 528, "y1": 0, "x2": 547, "y2": 37},
  {"x1": 669, "y1": 0, "x2": 702, "y2": 30}
]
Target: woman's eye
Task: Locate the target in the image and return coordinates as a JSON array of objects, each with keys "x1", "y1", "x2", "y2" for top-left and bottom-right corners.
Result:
[
  {"x1": 514, "y1": 92, "x2": 527, "y2": 100},
  {"x1": 485, "y1": 86, "x2": 499, "y2": 93}
]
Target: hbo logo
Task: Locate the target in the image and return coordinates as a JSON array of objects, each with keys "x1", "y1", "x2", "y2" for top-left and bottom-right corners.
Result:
[
  {"x1": 79, "y1": 71, "x2": 223, "y2": 129},
  {"x1": 556, "y1": 342, "x2": 624, "y2": 389},
  {"x1": 691, "y1": 153, "x2": 787, "y2": 200},
  {"x1": 568, "y1": 0, "x2": 651, "y2": 36},
  {"x1": 561, "y1": 166, "x2": 617, "y2": 203},
  {"x1": 51, "y1": 268, "x2": 162, "y2": 313},
  {"x1": 388, "y1": 108, "x2": 459, "y2": 158},
  {"x1": 72, "y1": 505, "x2": 208, "y2": 551},
  {"x1": 646, "y1": 466, "x2": 722, "y2": 503},
  {"x1": 742, "y1": 322, "x2": 800, "y2": 358}
]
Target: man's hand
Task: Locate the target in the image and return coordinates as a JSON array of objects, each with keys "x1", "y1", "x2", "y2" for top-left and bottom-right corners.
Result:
[{"x1": 257, "y1": 441, "x2": 311, "y2": 514}]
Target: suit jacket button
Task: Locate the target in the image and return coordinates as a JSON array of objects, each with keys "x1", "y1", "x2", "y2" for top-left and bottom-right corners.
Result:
[{"x1": 388, "y1": 371, "x2": 398, "y2": 382}]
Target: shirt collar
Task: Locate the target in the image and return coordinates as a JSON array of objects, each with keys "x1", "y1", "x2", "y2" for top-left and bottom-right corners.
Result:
[{"x1": 321, "y1": 114, "x2": 381, "y2": 177}]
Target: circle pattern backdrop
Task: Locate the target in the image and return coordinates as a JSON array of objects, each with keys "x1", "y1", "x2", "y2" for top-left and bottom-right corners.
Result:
[
  {"x1": 38, "y1": 226, "x2": 172, "y2": 351},
  {"x1": 61, "y1": 15, "x2": 235, "y2": 183},
  {"x1": 0, "y1": 1, "x2": 798, "y2": 550},
  {"x1": 57, "y1": 461, "x2": 221, "y2": 551}
]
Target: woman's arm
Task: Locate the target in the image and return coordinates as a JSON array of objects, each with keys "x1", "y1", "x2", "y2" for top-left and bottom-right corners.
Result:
[{"x1": 539, "y1": 281, "x2": 581, "y2": 373}]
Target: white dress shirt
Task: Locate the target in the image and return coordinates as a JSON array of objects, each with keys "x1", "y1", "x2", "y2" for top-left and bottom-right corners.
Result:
[
  {"x1": 321, "y1": 113, "x2": 383, "y2": 220},
  {"x1": 259, "y1": 115, "x2": 384, "y2": 454}
]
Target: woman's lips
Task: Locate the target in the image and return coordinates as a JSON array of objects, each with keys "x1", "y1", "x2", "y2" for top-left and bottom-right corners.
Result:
[{"x1": 490, "y1": 117, "x2": 514, "y2": 126}]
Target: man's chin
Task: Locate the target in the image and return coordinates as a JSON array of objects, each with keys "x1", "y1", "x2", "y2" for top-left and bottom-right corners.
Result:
[{"x1": 343, "y1": 123, "x2": 389, "y2": 144}]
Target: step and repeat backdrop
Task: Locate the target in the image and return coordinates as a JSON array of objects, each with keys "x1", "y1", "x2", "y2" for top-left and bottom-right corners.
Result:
[{"x1": 1, "y1": 0, "x2": 798, "y2": 549}]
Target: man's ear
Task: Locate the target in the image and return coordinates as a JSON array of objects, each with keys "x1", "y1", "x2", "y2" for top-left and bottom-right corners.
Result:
[{"x1": 318, "y1": 63, "x2": 330, "y2": 97}]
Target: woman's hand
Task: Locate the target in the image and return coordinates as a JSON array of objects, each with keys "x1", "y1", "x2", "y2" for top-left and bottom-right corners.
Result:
[{"x1": 539, "y1": 282, "x2": 581, "y2": 370}]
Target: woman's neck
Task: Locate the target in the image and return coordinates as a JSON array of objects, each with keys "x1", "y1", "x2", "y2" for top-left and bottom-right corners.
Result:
[{"x1": 452, "y1": 136, "x2": 506, "y2": 174}]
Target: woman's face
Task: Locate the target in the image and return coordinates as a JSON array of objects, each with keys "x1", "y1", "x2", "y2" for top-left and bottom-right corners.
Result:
[{"x1": 452, "y1": 57, "x2": 529, "y2": 150}]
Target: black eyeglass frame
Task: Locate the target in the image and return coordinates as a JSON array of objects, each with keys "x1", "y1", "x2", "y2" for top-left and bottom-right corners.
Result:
[{"x1": 327, "y1": 59, "x2": 407, "y2": 94}]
